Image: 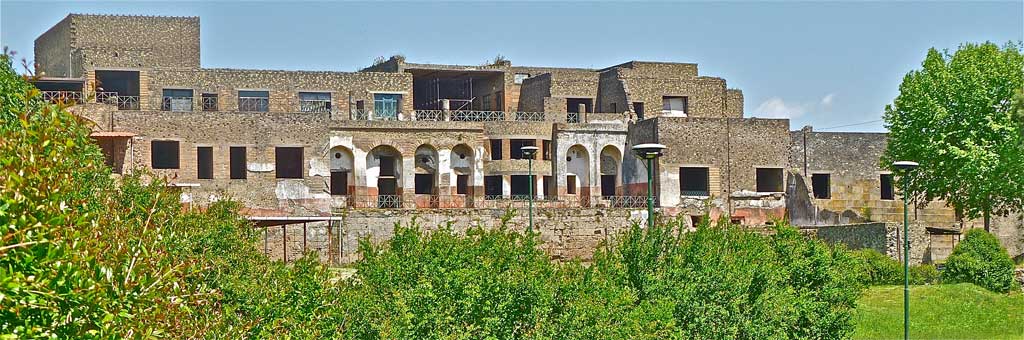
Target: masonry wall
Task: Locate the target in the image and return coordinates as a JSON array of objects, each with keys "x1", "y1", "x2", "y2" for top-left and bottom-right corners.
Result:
[
  {"x1": 34, "y1": 16, "x2": 76, "y2": 78},
  {"x1": 72, "y1": 14, "x2": 201, "y2": 70},
  {"x1": 613, "y1": 62, "x2": 740, "y2": 119},
  {"x1": 144, "y1": 68, "x2": 413, "y2": 116}
]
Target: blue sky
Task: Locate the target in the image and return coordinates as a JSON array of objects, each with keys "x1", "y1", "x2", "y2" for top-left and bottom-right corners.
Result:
[{"x1": 2, "y1": 1, "x2": 1021, "y2": 132}]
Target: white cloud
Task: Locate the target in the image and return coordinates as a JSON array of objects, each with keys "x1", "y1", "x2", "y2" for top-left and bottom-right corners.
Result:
[
  {"x1": 752, "y1": 93, "x2": 836, "y2": 119},
  {"x1": 754, "y1": 97, "x2": 807, "y2": 119},
  {"x1": 820, "y1": 93, "x2": 835, "y2": 107}
]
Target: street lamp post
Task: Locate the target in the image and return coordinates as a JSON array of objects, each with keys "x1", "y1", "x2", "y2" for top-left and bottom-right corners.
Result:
[
  {"x1": 632, "y1": 144, "x2": 666, "y2": 228},
  {"x1": 893, "y1": 160, "x2": 919, "y2": 340},
  {"x1": 521, "y1": 146, "x2": 540, "y2": 233}
]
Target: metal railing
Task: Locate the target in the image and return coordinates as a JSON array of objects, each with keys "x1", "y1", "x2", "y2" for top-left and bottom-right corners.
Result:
[
  {"x1": 450, "y1": 110, "x2": 506, "y2": 122},
  {"x1": 41, "y1": 91, "x2": 84, "y2": 104},
  {"x1": 238, "y1": 97, "x2": 269, "y2": 112},
  {"x1": 567, "y1": 112, "x2": 581, "y2": 123},
  {"x1": 162, "y1": 96, "x2": 193, "y2": 112},
  {"x1": 202, "y1": 96, "x2": 218, "y2": 111},
  {"x1": 681, "y1": 190, "x2": 710, "y2": 197},
  {"x1": 599, "y1": 196, "x2": 648, "y2": 208},
  {"x1": 514, "y1": 111, "x2": 545, "y2": 121},
  {"x1": 414, "y1": 110, "x2": 446, "y2": 121},
  {"x1": 299, "y1": 99, "x2": 332, "y2": 113},
  {"x1": 352, "y1": 109, "x2": 370, "y2": 120},
  {"x1": 96, "y1": 92, "x2": 139, "y2": 110}
]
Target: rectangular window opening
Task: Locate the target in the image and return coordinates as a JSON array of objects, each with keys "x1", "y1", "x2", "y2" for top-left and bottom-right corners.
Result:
[
  {"x1": 298, "y1": 92, "x2": 332, "y2": 113},
  {"x1": 514, "y1": 73, "x2": 530, "y2": 84},
  {"x1": 456, "y1": 174, "x2": 469, "y2": 195},
  {"x1": 275, "y1": 147, "x2": 303, "y2": 179},
  {"x1": 238, "y1": 90, "x2": 269, "y2": 112},
  {"x1": 197, "y1": 146, "x2": 213, "y2": 179},
  {"x1": 566, "y1": 175, "x2": 577, "y2": 194},
  {"x1": 880, "y1": 174, "x2": 894, "y2": 200},
  {"x1": 680, "y1": 167, "x2": 710, "y2": 196},
  {"x1": 811, "y1": 173, "x2": 831, "y2": 199},
  {"x1": 510, "y1": 139, "x2": 537, "y2": 159},
  {"x1": 542, "y1": 140, "x2": 551, "y2": 160},
  {"x1": 230, "y1": 146, "x2": 246, "y2": 179},
  {"x1": 489, "y1": 139, "x2": 503, "y2": 160},
  {"x1": 484, "y1": 175, "x2": 503, "y2": 198},
  {"x1": 662, "y1": 96, "x2": 689, "y2": 116},
  {"x1": 755, "y1": 168, "x2": 784, "y2": 192},
  {"x1": 510, "y1": 175, "x2": 535, "y2": 198},
  {"x1": 633, "y1": 102, "x2": 645, "y2": 120},
  {"x1": 202, "y1": 93, "x2": 218, "y2": 111},
  {"x1": 379, "y1": 156, "x2": 396, "y2": 177},
  {"x1": 331, "y1": 171, "x2": 348, "y2": 195},
  {"x1": 415, "y1": 173, "x2": 435, "y2": 194},
  {"x1": 162, "y1": 89, "x2": 193, "y2": 112},
  {"x1": 151, "y1": 140, "x2": 179, "y2": 169}
]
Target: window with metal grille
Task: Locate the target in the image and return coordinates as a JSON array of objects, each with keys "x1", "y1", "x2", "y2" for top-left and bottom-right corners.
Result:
[
  {"x1": 230, "y1": 147, "x2": 246, "y2": 179},
  {"x1": 151, "y1": 140, "x2": 179, "y2": 169},
  {"x1": 275, "y1": 147, "x2": 303, "y2": 179},
  {"x1": 680, "y1": 167, "x2": 710, "y2": 196},
  {"x1": 812, "y1": 173, "x2": 831, "y2": 199},
  {"x1": 755, "y1": 168, "x2": 783, "y2": 192},
  {"x1": 373, "y1": 93, "x2": 400, "y2": 119},
  {"x1": 162, "y1": 89, "x2": 193, "y2": 112},
  {"x1": 298, "y1": 92, "x2": 331, "y2": 113},
  {"x1": 197, "y1": 147, "x2": 213, "y2": 179},
  {"x1": 202, "y1": 93, "x2": 218, "y2": 111},
  {"x1": 238, "y1": 90, "x2": 269, "y2": 112}
]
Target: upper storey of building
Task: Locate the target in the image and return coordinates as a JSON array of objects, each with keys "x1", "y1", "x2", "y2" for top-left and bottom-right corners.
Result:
[{"x1": 31, "y1": 14, "x2": 744, "y2": 121}]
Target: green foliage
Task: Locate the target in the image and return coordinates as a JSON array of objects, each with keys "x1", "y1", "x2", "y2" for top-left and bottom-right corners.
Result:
[
  {"x1": 943, "y1": 229, "x2": 1017, "y2": 293},
  {"x1": 851, "y1": 249, "x2": 940, "y2": 285},
  {"x1": 338, "y1": 215, "x2": 557, "y2": 338},
  {"x1": 882, "y1": 42, "x2": 1024, "y2": 223}
]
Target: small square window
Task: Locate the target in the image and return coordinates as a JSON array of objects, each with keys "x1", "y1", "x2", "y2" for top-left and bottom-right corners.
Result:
[
  {"x1": 484, "y1": 175, "x2": 503, "y2": 198},
  {"x1": 755, "y1": 168, "x2": 784, "y2": 192},
  {"x1": 275, "y1": 147, "x2": 303, "y2": 179},
  {"x1": 151, "y1": 140, "x2": 179, "y2": 169},
  {"x1": 202, "y1": 93, "x2": 219, "y2": 111},
  {"x1": 514, "y1": 73, "x2": 530, "y2": 84},
  {"x1": 680, "y1": 167, "x2": 710, "y2": 196},
  {"x1": 662, "y1": 96, "x2": 688, "y2": 115}
]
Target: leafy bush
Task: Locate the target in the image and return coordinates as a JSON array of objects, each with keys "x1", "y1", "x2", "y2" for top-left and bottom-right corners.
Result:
[
  {"x1": 852, "y1": 249, "x2": 941, "y2": 285},
  {"x1": 943, "y1": 229, "x2": 1016, "y2": 293}
]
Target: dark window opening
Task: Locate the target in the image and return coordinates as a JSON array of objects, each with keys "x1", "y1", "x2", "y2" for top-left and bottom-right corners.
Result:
[
  {"x1": 755, "y1": 168, "x2": 784, "y2": 192},
  {"x1": 379, "y1": 156, "x2": 396, "y2": 177},
  {"x1": 456, "y1": 174, "x2": 469, "y2": 194},
  {"x1": 680, "y1": 167, "x2": 710, "y2": 196},
  {"x1": 812, "y1": 174, "x2": 831, "y2": 199},
  {"x1": 566, "y1": 175, "x2": 577, "y2": 194},
  {"x1": 95, "y1": 70, "x2": 140, "y2": 110},
  {"x1": 490, "y1": 139, "x2": 503, "y2": 160},
  {"x1": 230, "y1": 146, "x2": 246, "y2": 179},
  {"x1": 275, "y1": 147, "x2": 303, "y2": 179},
  {"x1": 162, "y1": 89, "x2": 194, "y2": 112},
  {"x1": 880, "y1": 174, "x2": 894, "y2": 200},
  {"x1": 542, "y1": 140, "x2": 551, "y2": 160},
  {"x1": 543, "y1": 176, "x2": 554, "y2": 198},
  {"x1": 567, "y1": 98, "x2": 593, "y2": 113},
  {"x1": 510, "y1": 175, "x2": 535, "y2": 197},
  {"x1": 197, "y1": 147, "x2": 213, "y2": 179},
  {"x1": 415, "y1": 173, "x2": 435, "y2": 194},
  {"x1": 331, "y1": 171, "x2": 348, "y2": 195},
  {"x1": 151, "y1": 140, "x2": 179, "y2": 169},
  {"x1": 633, "y1": 102, "x2": 645, "y2": 120},
  {"x1": 510, "y1": 139, "x2": 536, "y2": 159},
  {"x1": 690, "y1": 215, "x2": 703, "y2": 228},
  {"x1": 601, "y1": 175, "x2": 616, "y2": 198},
  {"x1": 484, "y1": 175, "x2": 503, "y2": 198}
]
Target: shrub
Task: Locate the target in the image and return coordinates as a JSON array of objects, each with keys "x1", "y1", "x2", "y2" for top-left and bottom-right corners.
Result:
[
  {"x1": 910, "y1": 264, "x2": 941, "y2": 285},
  {"x1": 943, "y1": 229, "x2": 1016, "y2": 293},
  {"x1": 852, "y1": 249, "x2": 941, "y2": 285}
]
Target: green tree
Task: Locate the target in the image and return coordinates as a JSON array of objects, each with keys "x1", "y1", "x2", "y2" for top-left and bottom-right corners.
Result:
[{"x1": 882, "y1": 42, "x2": 1024, "y2": 230}]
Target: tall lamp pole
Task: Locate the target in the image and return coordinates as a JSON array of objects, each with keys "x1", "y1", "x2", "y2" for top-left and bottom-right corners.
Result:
[
  {"x1": 632, "y1": 144, "x2": 666, "y2": 228},
  {"x1": 521, "y1": 146, "x2": 540, "y2": 233},
  {"x1": 893, "y1": 160, "x2": 919, "y2": 340}
]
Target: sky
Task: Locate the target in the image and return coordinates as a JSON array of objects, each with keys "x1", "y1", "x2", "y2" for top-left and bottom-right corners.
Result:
[{"x1": 2, "y1": 1, "x2": 1022, "y2": 132}]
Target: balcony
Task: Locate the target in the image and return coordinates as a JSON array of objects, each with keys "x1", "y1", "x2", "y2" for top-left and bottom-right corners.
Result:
[
  {"x1": 162, "y1": 96, "x2": 194, "y2": 112},
  {"x1": 299, "y1": 99, "x2": 332, "y2": 113},
  {"x1": 514, "y1": 111, "x2": 545, "y2": 122},
  {"x1": 41, "y1": 91, "x2": 84, "y2": 104},
  {"x1": 449, "y1": 110, "x2": 505, "y2": 122},
  {"x1": 96, "y1": 92, "x2": 139, "y2": 110},
  {"x1": 567, "y1": 112, "x2": 581, "y2": 123}
]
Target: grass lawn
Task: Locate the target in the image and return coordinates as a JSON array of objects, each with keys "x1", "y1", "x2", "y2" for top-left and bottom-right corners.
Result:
[{"x1": 854, "y1": 283, "x2": 1024, "y2": 339}]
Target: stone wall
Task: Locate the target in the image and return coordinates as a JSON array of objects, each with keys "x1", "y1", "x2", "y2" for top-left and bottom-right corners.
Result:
[
  {"x1": 260, "y1": 207, "x2": 646, "y2": 264},
  {"x1": 34, "y1": 16, "x2": 76, "y2": 78},
  {"x1": 613, "y1": 62, "x2": 739, "y2": 119},
  {"x1": 811, "y1": 222, "x2": 937, "y2": 264},
  {"x1": 72, "y1": 14, "x2": 201, "y2": 70}
]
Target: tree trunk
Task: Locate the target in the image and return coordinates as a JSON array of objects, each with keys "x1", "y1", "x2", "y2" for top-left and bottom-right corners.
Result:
[{"x1": 984, "y1": 208, "x2": 991, "y2": 232}]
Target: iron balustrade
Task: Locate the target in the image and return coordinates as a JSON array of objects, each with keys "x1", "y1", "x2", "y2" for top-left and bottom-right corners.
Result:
[
  {"x1": 599, "y1": 196, "x2": 648, "y2": 208},
  {"x1": 414, "y1": 110, "x2": 446, "y2": 121},
  {"x1": 95, "y1": 92, "x2": 139, "y2": 110},
  {"x1": 450, "y1": 110, "x2": 505, "y2": 122},
  {"x1": 352, "y1": 109, "x2": 370, "y2": 120},
  {"x1": 162, "y1": 96, "x2": 194, "y2": 112},
  {"x1": 202, "y1": 96, "x2": 218, "y2": 111},
  {"x1": 567, "y1": 112, "x2": 581, "y2": 123},
  {"x1": 238, "y1": 96, "x2": 269, "y2": 112},
  {"x1": 680, "y1": 190, "x2": 711, "y2": 197},
  {"x1": 41, "y1": 91, "x2": 84, "y2": 104},
  {"x1": 299, "y1": 99, "x2": 332, "y2": 113},
  {"x1": 514, "y1": 111, "x2": 546, "y2": 121}
]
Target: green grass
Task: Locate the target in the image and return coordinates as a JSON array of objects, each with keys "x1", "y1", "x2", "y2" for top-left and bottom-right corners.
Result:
[{"x1": 854, "y1": 283, "x2": 1024, "y2": 339}]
